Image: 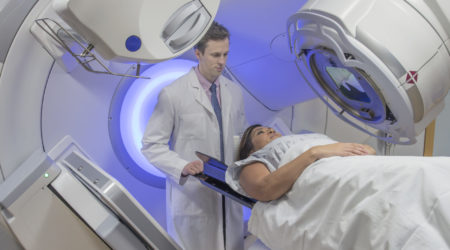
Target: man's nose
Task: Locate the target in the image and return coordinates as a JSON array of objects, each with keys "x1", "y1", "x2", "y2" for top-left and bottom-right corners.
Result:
[{"x1": 218, "y1": 55, "x2": 226, "y2": 64}]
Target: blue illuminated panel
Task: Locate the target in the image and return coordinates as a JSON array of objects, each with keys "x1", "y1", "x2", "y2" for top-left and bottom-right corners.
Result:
[{"x1": 117, "y1": 59, "x2": 197, "y2": 187}]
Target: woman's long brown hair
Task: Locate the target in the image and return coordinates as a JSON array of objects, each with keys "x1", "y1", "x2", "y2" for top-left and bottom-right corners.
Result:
[{"x1": 237, "y1": 124, "x2": 261, "y2": 160}]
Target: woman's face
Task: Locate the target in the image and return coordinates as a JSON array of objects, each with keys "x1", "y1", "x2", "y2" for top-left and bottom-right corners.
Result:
[{"x1": 250, "y1": 126, "x2": 282, "y2": 153}]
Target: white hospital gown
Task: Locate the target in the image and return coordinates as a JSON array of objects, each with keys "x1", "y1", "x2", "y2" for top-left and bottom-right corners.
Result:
[
  {"x1": 226, "y1": 133, "x2": 337, "y2": 197},
  {"x1": 225, "y1": 134, "x2": 450, "y2": 250}
]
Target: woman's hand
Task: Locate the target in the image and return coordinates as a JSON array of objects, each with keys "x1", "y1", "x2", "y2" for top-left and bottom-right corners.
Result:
[
  {"x1": 310, "y1": 142, "x2": 375, "y2": 160},
  {"x1": 362, "y1": 144, "x2": 377, "y2": 155}
]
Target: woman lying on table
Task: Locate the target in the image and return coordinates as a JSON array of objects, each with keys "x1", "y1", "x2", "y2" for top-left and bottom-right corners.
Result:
[
  {"x1": 227, "y1": 124, "x2": 376, "y2": 201},
  {"x1": 225, "y1": 124, "x2": 450, "y2": 250}
]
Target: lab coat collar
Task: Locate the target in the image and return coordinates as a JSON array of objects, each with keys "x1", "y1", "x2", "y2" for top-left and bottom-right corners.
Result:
[
  {"x1": 188, "y1": 68, "x2": 215, "y2": 116},
  {"x1": 220, "y1": 79, "x2": 232, "y2": 141},
  {"x1": 188, "y1": 68, "x2": 232, "y2": 135}
]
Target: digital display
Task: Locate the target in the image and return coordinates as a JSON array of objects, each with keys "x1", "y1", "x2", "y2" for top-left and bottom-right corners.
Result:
[{"x1": 326, "y1": 66, "x2": 370, "y2": 103}]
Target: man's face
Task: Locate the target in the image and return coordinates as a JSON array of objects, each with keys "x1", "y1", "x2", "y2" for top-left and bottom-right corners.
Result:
[{"x1": 195, "y1": 38, "x2": 229, "y2": 82}]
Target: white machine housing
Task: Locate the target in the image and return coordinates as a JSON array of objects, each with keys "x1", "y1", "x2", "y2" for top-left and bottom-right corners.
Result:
[
  {"x1": 0, "y1": 136, "x2": 181, "y2": 250},
  {"x1": 53, "y1": 0, "x2": 220, "y2": 63},
  {"x1": 0, "y1": 0, "x2": 221, "y2": 248},
  {"x1": 288, "y1": 0, "x2": 450, "y2": 144}
]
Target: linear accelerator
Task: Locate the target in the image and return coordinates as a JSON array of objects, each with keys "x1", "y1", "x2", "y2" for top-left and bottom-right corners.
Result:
[
  {"x1": 288, "y1": 0, "x2": 450, "y2": 144},
  {"x1": 0, "y1": 0, "x2": 218, "y2": 249},
  {"x1": 0, "y1": 0, "x2": 449, "y2": 249}
]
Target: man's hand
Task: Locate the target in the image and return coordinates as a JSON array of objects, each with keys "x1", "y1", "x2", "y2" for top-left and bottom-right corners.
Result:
[{"x1": 181, "y1": 160, "x2": 204, "y2": 177}]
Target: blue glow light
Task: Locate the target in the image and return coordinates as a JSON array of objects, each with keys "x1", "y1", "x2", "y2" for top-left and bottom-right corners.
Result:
[{"x1": 120, "y1": 59, "x2": 197, "y2": 178}]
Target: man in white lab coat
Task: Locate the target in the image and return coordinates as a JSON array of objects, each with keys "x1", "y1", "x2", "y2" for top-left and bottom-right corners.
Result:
[{"x1": 141, "y1": 22, "x2": 247, "y2": 250}]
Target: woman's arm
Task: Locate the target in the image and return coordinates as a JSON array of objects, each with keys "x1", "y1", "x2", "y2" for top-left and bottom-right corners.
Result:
[{"x1": 239, "y1": 142, "x2": 372, "y2": 201}]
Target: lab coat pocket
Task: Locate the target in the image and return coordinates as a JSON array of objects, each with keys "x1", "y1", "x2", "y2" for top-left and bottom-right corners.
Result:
[{"x1": 179, "y1": 113, "x2": 206, "y2": 140}]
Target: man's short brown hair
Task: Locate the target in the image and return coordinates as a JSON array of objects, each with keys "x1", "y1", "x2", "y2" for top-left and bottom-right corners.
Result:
[{"x1": 195, "y1": 21, "x2": 230, "y2": 53}]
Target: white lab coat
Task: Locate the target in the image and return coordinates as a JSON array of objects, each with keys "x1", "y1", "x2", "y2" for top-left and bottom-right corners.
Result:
[{"x1": 141, "y1": 68, "x2": 247, "y2": 250}]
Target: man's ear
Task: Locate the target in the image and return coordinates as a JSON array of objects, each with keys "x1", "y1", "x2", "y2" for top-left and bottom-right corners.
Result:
[{"x1": 194, "y1": 49, "x2": 201, "y2": 60}]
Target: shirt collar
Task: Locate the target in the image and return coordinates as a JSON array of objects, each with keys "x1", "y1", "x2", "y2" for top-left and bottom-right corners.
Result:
[{"x1": 194, "y1": 66, "x2": 220, "y2": 91}]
